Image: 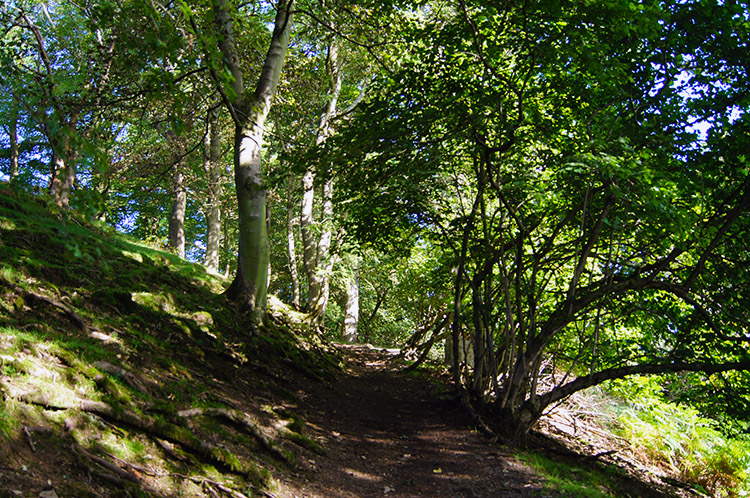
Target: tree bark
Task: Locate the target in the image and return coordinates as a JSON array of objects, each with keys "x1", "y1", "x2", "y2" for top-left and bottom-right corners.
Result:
[
  {"x1": 286, "y1": 174, "x2": 301, "y2": 308},
  {"x1": 342, "y1": 257, "x2": 360, "y2": 343},
  {"x1": 168, "y1": 160, "x2": 187, "y2": 258},
  {"x1": 203, "y1": 109, "x2": 223, "y2": 272},
  {"x1": 8, "y1": 104, "x2": 19, "y2": 182},
  {"x1": 507, "y1": 358, "x2": 750, "y2": 438},
  {"x1": 215, "y1": 0, "x2": 294, "y2": 319},
  {"x1": 301, "y1": 37, "x2": 342, "y2": 323},
  {"x1": 48, "y1": 129, "x2": 77, "y2": 209}
]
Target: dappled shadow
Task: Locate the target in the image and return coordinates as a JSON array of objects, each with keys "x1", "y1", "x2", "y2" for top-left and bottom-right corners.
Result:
[
  {"x1": 287, "y1": 346, "x2": 554, "y2": 498},
  {"x1": 0, "y1": 188, "x2": 338, "y2": 497}
]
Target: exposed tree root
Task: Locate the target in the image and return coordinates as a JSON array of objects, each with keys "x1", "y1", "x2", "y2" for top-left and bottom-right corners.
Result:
[
  {"x1": 93, "y1": 361, "x2": 152, "y2": 395},
  {"x1": 456, "y1": 390, "x2": 502, "y2": 444},
  {"x1": 74, "y1": 445, "x2": 154, "y2": 489},
  {"x1": 8, "y1": 282, "x2": 87, "y2": 331},
  {"x1": 1, "y1": 382, "x2": 288, "y2": 476},
  {"x1": 173, "y1": 473, "x2": 278, "y2": 498},
  {"x1": 177, "y1": 407, "x2": 293, "y2": 464}
]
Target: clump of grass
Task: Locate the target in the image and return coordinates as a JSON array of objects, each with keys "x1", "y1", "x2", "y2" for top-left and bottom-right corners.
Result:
[
  {"x1": 607, "y1": 377, "x2": 750, "y2": 498},
  {"x1": 518, "y1": 451, "x2": 619, "y2": 497}
]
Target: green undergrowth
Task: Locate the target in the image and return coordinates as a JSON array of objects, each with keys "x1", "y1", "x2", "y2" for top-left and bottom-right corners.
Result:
[
  {"x1": 0, "y1": 185, "x2": 342, "y2": 497},
  {"x1": 519, "y1": 451, "x2": 623, "y2": 498},
  {"x1": 606, "y1": 377, "x2": 750, "y2": 498}
]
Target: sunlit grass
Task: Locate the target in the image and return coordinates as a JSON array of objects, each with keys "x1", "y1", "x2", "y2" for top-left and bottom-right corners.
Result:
[{"x1": 519, "y1": 451, "x2": 619, "y2": 497}]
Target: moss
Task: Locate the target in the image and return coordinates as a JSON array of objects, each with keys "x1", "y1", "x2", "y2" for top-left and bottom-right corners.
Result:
[
  {"x1": 0, "y1": 402, "x2": 20, "y2": 437},
  {"x1": 280, "y1": 428, "x2": 326, "y2": 456},
  {"x1": 131, "y1": 292, "x2": 177, "y2": 313},
  {"x1": 246, "y1": 462, "x2": 275, "y2": 488},
  {"x1": 0, "y1": 188, "x2": 351, "y2": 496}
]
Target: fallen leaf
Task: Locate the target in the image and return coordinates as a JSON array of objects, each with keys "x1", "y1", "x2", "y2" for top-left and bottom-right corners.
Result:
[{"x1": 433, "y1": 468, "x2": 442, "y2": 474}]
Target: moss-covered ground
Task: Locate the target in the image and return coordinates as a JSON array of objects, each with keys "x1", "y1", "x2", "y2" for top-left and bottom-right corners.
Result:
[{"x1": 0, "y1": 184, "x2": 341, "y2": 497}]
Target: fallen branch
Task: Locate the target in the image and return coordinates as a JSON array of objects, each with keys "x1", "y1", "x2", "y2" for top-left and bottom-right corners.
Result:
[{"x1": 22, "y1": 425, "x2": 36, "y2": 452}]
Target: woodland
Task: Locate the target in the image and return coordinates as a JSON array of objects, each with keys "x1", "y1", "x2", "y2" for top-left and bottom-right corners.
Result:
[{"x1": 1, "y1": 0, "x2": 750, "y2": 496}]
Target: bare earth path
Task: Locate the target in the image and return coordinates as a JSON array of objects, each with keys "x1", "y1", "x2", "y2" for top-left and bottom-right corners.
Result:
[{"x1": 280, "y1": 345, "x2": 561, "y2": 498}]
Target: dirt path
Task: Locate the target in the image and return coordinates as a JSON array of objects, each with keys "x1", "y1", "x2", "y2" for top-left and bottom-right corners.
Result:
[{"x1": 280, "y1": 345, "x2": 560, "y2": 498}]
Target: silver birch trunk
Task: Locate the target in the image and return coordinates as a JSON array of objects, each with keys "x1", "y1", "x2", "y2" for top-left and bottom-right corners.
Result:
[{"x1": 216, "y1": 0, "x2": 294, "y2": 318}]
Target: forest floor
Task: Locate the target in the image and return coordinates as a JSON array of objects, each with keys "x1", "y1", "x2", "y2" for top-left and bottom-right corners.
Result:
[{"x1": 277, "y1": 345, "x2": 696, "y2": 498}]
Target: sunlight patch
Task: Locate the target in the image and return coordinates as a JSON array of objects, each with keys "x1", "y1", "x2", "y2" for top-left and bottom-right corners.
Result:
[
  {"x1": 121, "y1": 250, "x2": 143, "y2": 263},
  {"x1": 341, "y1": 467, "x2": 383, "y2": 482}
]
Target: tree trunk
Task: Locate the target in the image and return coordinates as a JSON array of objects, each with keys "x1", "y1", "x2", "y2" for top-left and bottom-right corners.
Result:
[
  {"x1": 8, "y1": 104, "x2": 19, "y2": 182},
  {"x1": 48, "y1": 130, "x2": 77, "y2": 209},
  {"x1": 286, "y1": 175, "x2": 301, "y2": 308},
  {"x1": 216, "y1": 0, "x2": 294, "y2": 319},
  {"x1": 203, "y1": 109, "x2": 223, "y2": 272},
  {"x1": 168, "y1": 161, "x2": 187, "y2": 258},
  {"x1": 301, "y1": 38, "x2": 342, "y2": 323},
  {"x1": 342, "y1": 258, "x2": 360, "y2": 343}
]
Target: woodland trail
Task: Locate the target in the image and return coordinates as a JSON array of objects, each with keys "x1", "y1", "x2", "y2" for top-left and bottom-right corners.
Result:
[{"x1": 280, "y1": 344, "x2": 562, "y2": 498}]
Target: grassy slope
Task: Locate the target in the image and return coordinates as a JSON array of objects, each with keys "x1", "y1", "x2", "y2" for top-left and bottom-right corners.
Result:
[{"x1": 0, "y1": 185, "x2": 341, "y2": 497}]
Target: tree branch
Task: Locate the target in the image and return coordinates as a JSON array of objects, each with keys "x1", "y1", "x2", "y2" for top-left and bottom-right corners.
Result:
[{"x1": 536, "y1": 359, "x2": 750, "y2": 410}]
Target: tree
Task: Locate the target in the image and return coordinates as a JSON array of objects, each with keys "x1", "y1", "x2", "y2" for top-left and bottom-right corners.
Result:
[
  {"x1": 341, "y1": 254, "x2": 360, "y2": 343},
  {"x1": 208, "y1": 0, "x2": 294, "y2": 318},
  {"x1": 202, "y1": 107, "x2": 226, "y2": 272},
  {"x1": 271, "y1": 1, "x2": 384, "y2": 325},
  {"x1": 331, "y1": 0, "x2": 750, "y2": 437},
  {"x1": 0, "y1": 0, "x2": 201, "y2": 217}
]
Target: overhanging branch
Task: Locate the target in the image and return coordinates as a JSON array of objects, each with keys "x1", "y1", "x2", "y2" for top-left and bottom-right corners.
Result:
[{"x1": 537, "y1": 359, "x2": 750, "y2": 409}]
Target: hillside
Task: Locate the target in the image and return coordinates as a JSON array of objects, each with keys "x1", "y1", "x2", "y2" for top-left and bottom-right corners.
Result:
[
  {"x1": 0, "y1": 186, "x2": 343, "y2": 497},
  {"x1": 0, "y1": 186, "x2": 709, "y2": 498}
]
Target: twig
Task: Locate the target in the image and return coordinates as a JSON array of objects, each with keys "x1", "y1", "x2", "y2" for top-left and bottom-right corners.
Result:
[
  {"x1": 103, "y1": 451, "x2": 162, "y2": 477},
  {"x1": 584, "y1": 450, "x2": 617, "y2": 461}
]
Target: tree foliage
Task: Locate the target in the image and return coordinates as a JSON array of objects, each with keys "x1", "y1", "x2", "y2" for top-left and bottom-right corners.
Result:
[
  {"x1": 1, "y1": 0, "x2": 748, "y2": 440},
  {"x1": 328, "y1": 0, "x2": 750, "y2": 436}
]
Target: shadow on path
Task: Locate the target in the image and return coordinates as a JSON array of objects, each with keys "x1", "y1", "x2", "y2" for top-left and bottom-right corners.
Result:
[{"x1": 284, "y1": 345, "x2": 558, "y2": 498}]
